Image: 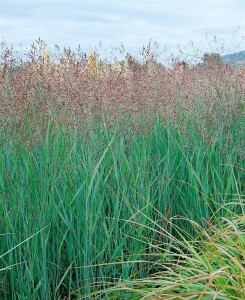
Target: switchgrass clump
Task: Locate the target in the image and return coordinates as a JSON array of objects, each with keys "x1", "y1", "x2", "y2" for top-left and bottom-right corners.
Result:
[{"x1": 0, "y1": 40, "x2": 244, "y2": 299}]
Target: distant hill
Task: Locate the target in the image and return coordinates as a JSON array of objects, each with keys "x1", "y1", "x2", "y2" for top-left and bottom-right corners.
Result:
[{"x1": 221, "y1": 50, "x2": 245, "y2": 66}]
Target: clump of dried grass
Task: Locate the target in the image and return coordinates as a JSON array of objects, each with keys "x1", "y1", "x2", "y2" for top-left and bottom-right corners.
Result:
[{"x1": 96, "y1": 208, "x2": 245, "y2": 300}]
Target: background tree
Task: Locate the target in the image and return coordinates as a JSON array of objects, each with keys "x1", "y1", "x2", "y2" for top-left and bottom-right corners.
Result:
[{"x1": 202, "y1": 52, "x2": 222, "y2": 66}]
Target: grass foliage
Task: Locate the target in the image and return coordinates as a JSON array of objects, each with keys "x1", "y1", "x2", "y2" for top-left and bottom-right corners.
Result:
[
  {"x1": 0, "y1": 40, "x2": 244, "y2": 299},
  {"x1": 0, "y1": 111, "x2": 244, "y2": 299},
  {"x1": 102, "y1": 212, "x2": 245, "y2": 299}
]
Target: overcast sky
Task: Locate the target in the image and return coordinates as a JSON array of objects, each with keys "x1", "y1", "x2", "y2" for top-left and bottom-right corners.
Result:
[{"x1": 0, "y1": 0, "x2": 244, "y2": 60}]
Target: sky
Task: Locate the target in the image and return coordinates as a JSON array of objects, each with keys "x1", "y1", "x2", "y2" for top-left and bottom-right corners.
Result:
[{"x1": 0, "y1": 0, "x2": 244, "y2": 61}]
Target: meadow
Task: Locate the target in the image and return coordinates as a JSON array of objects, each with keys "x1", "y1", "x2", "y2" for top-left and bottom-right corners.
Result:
[{"x1": 0, "y1": 41, "x2": 244, "y2": 299}]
